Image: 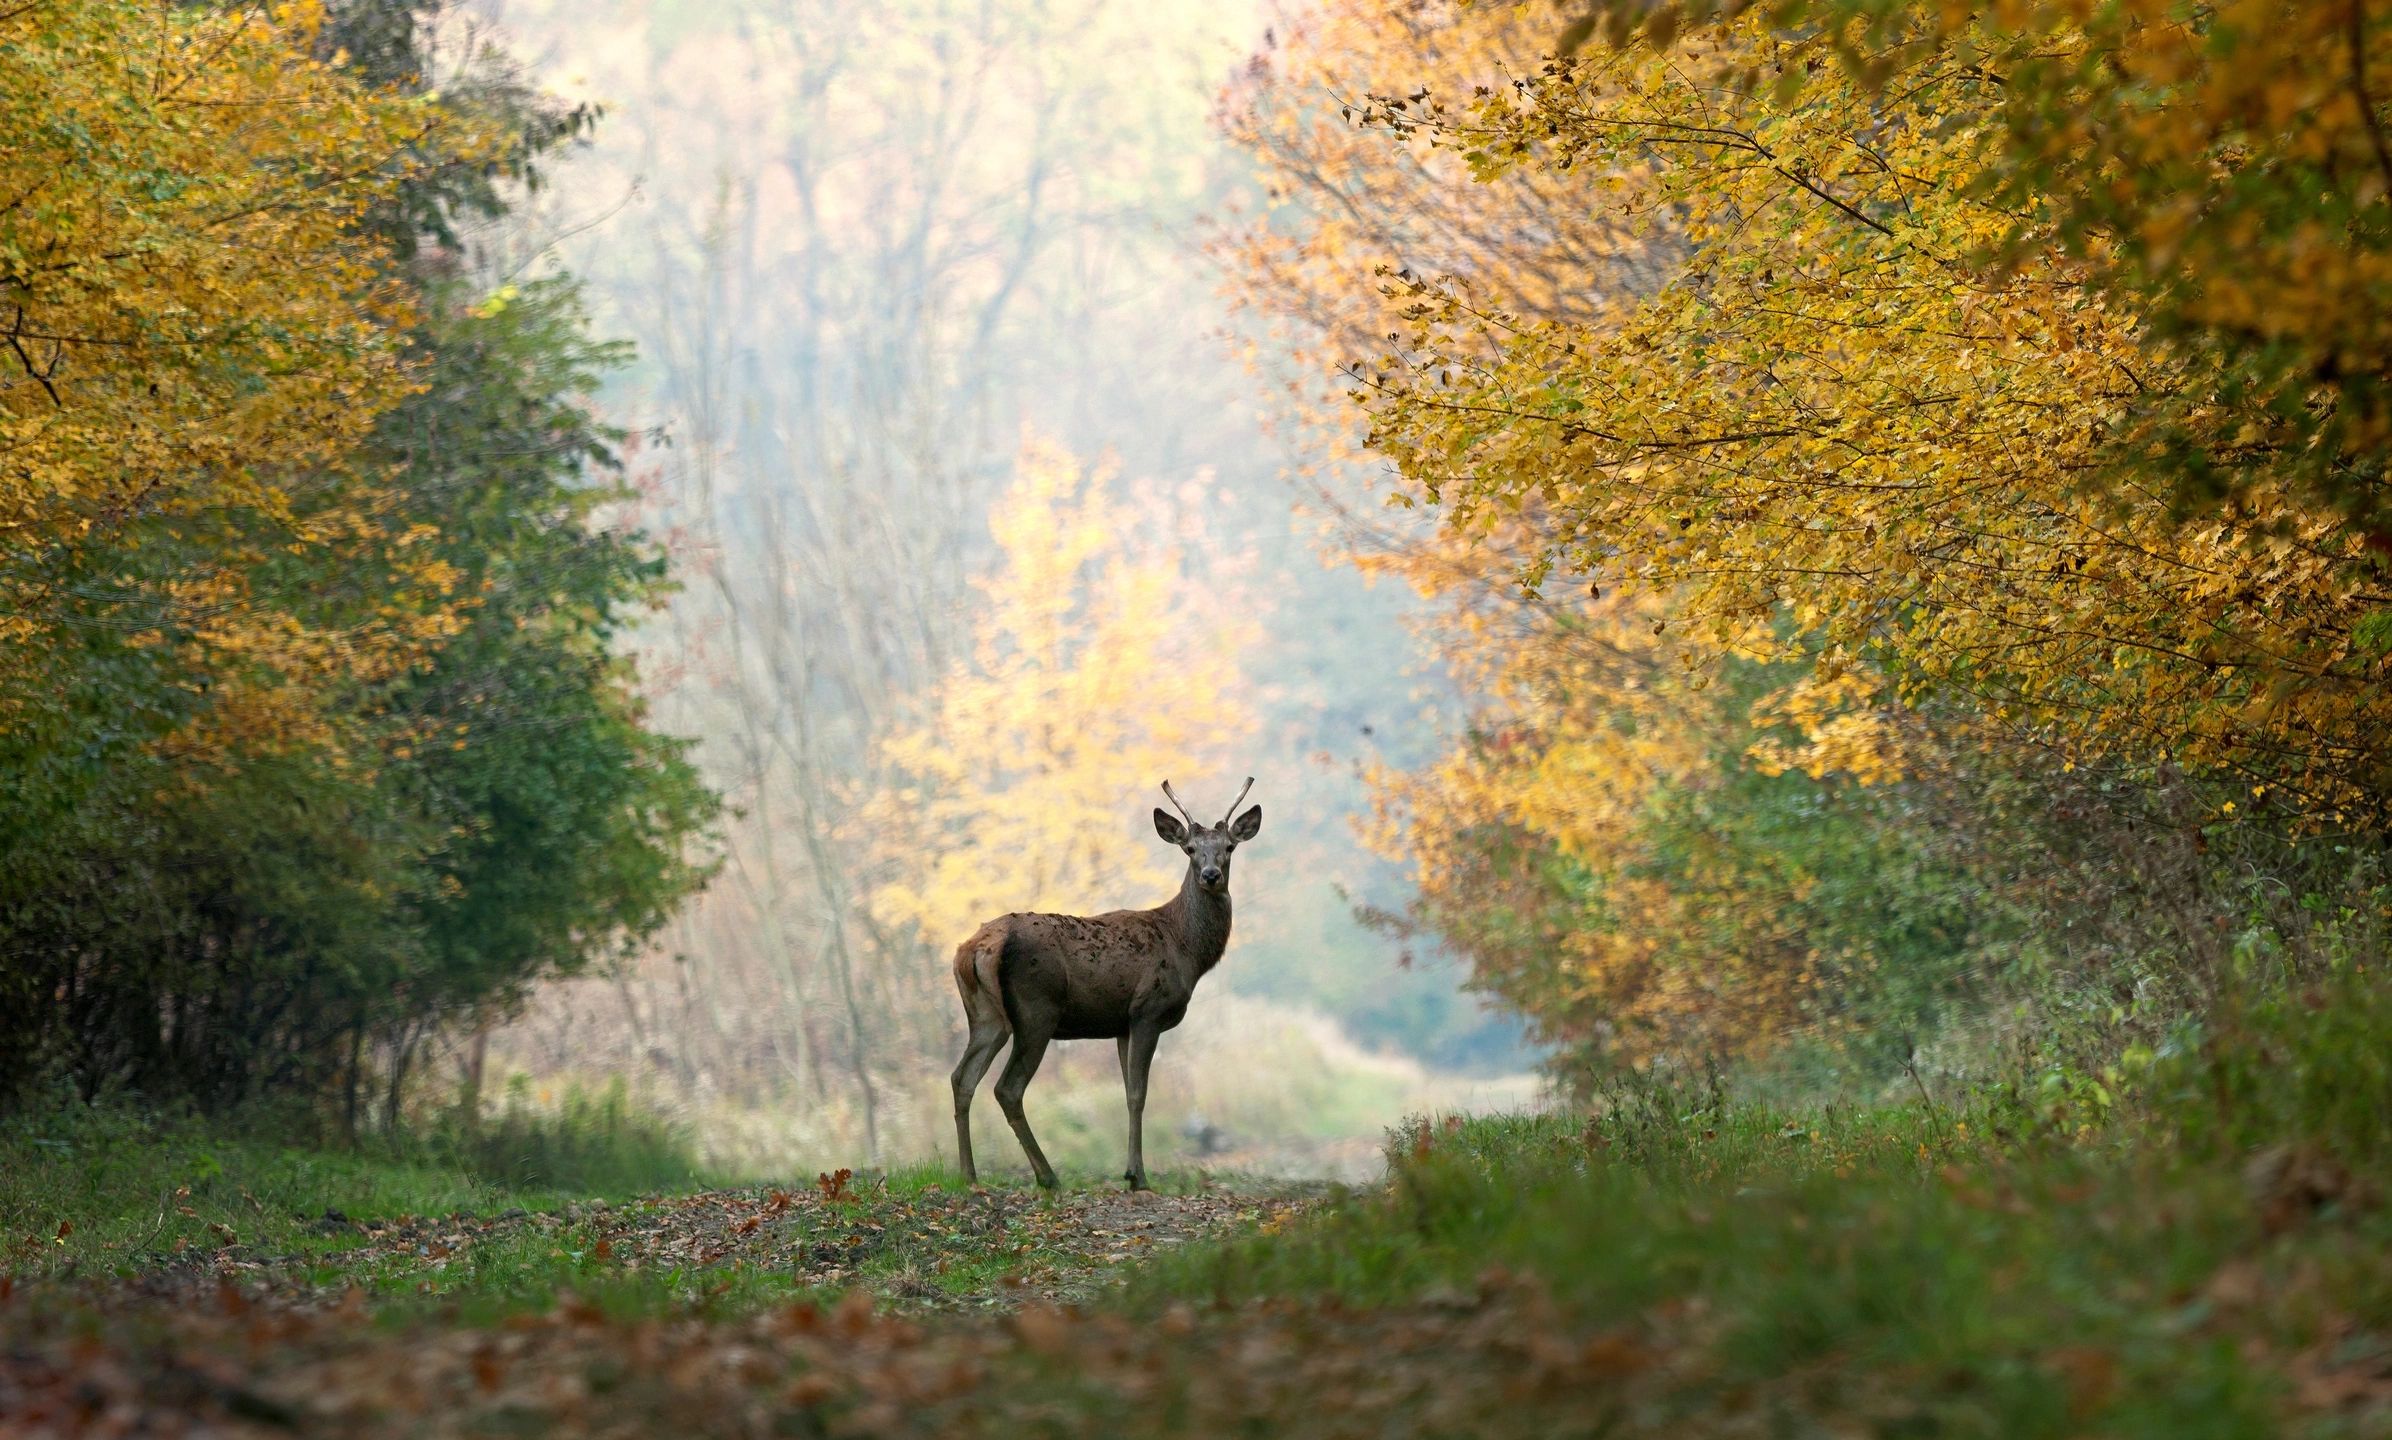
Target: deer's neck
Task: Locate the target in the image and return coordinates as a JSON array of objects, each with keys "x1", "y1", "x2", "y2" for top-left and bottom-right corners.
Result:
[{"x1": 1167, "y1": 865, "x2": 1234, "y2": 978}]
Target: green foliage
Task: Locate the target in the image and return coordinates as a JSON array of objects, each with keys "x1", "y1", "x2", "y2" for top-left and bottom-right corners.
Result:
[
  {"x1": 0, "y1": 275, "x2": 715, "y2": 1111},
  {"x1": 2150, "y1": 959, "x2": 2392, "y2": 1178},
  {"x1": 320, "y1": 0, "x2": 602, "y2": 260},
  {"x1": 371, "y1": 275, "x2": 718, "y2": 1020},
  {"x1": 0, "y1": 0, "x2": 715, "y2": 1113},
  {"x1": 1385, "y1": 641, "x2": 2017, "y2": 1086},
  {"x1": 1632, "y1": 762, "x2": 1993, "y2": 1071}
]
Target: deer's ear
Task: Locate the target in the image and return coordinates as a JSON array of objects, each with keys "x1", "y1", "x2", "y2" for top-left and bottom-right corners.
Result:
[
  {"x1": 1154, "y1": 808, "x2": 1189, "y2": 846},
  {"x1": 1229, "y1": 804, "x2": 1262, "y2": 842}
]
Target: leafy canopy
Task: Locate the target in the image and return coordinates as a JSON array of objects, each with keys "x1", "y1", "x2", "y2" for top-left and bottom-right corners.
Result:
[{"x1": 1347, "y1": 3, "x2": 2392, "y2": 821}]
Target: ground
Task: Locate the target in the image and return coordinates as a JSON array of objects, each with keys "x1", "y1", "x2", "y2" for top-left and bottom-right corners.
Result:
[
  {"x1": 93, "y1": 1175, "x2": 1313, "y2": 1317},
  {"x1": 0, "y1": 1171, "x2": 1327, "y2": 1437},
  {"x1": 9, "y1": 970, "x2": 2392, "y2": 1439}
]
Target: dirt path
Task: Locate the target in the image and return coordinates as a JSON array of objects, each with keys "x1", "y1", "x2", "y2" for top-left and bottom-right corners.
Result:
[
  {"x1": 35, "y1": 1177, "x2": 1314, "y2": 1315},
  {"x1": 0, "y1": 1177, "x2": 1923, "y2": 1439},
  {"x1": 0, "y1": 1236, "x2": 1615, "y2": 1440},
  {"x1": 2, "y1": 1180, "x2": 1344, "y2": 1435}
]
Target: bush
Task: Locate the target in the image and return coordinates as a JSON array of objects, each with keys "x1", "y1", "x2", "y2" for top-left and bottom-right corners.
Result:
[{"x1": 440, "y1": 1076, "x2": 709, "y2": 1196}]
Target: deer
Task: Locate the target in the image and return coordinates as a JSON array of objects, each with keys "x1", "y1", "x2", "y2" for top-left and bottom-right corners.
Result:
[{"x1": 949, "y1": 777, "x2": 1261, "y2": 1191}]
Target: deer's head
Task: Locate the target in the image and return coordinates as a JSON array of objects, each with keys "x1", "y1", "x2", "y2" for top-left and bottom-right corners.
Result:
[{"x1": 1154, "y1": 777, "x2": 1261, "y2": 894}]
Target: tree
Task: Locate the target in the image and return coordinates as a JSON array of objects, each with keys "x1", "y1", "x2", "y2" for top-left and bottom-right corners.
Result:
[
  {"x1": 0, "y1": 0, "x2": 716, "y2": 1112},
  {"x1": 1352, "y1": 522, "x2": 1992, "y2": 1074},
  {"x1": 1340, "y1": 5, "x2": 2392, "y2": 822},
  {"x1": 862, "y1": 435, "x2": 1262, "y2": 952},
  {"x1": 1563, "y1": 0, "x2": 2392, "y2": 532},
  {"x1": 1222, "y1": 0, "x2": 2392, "y2": 1076},
  {"x1": 352, "y1": 273, "x2": 718, "y2": 1124},
  {"x1": 0, "y1": 0, "x2": 452, "y2": 665},
  {"x1": 1215, "y1": 0, "x2": 1661, "y2": 480}
]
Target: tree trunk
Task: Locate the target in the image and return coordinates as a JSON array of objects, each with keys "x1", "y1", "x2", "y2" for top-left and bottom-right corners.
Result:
[
  {"x1": 457, "y1": 1025, "x2": 489, "y2": 1137},
  {"x1": 341, "y1": 1021, "x2": 365, "y2": 1144},
  {"x1": 382, "y1": 1027, "x2": 416, "y2": 1137}
]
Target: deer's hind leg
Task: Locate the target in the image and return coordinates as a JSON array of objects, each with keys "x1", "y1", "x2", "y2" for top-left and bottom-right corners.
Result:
[
  {"x1": 992, "y1": 1022, "x2": 1059, "y2": 1190},
  {"x1": 950, "y1": 1019, "x2": 1009, "y2": 1183}
]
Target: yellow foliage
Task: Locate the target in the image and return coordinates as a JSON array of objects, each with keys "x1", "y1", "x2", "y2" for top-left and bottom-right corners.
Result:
[
  {"x1": 1227, "y1": 0, "x2": 2392, "y2": 1065},
  {"x1": 0, "y1": 0, "x2": 495, "y2": 761},
  {"x1": 860, "y1": 435, "x2": 1261, "y2": 947},
  {"x1": 1348, "y1": 9, "x2": 2392, "y2": 820},
  {"x1": 1657, "y1": 0, "x2": 2392, "y2": 530},
  {"x1": 1214, "y1": 0, "x2": 1658, "y2": 477},
  {"x1": 0, "y1": 0, "x2": 430, "y2": 566},
  {"x1": 1747, "y1": 671, "x2": 1906, "y2": 786},
  {"x1": 1357, "y1": 527, "x2": 1916, "y2": 1061},
  {"x1": 1224, "y1": 1, "x2": 1940, "y2": 1060}
]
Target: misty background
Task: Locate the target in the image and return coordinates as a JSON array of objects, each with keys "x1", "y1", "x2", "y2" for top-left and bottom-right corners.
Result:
[{"x1": 459, "y1": 0, "x2": 1538, "y2": 1180}]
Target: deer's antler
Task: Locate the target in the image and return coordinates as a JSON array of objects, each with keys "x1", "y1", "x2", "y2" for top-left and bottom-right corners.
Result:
[
  {"x1": 1160, "y1": 779, "x2": 1199, "y2": 829},
  {"x1": 1218, "y1": 776, "x2": 1255, "y2": 827}
]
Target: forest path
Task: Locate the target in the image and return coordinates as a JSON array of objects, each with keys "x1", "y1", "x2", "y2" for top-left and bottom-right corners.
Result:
[
  {"x1": 3, "y1": 1175, "x2": 1353, "y2": 1436},
  {"x1": 69, "y1": 1172, "x2": 1319, "y2": 1319}
]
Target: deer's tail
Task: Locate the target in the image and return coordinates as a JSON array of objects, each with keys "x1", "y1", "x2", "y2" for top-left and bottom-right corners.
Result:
[{"x1": 952, "y1": 920, "x2": 1012, "y2": 1035}]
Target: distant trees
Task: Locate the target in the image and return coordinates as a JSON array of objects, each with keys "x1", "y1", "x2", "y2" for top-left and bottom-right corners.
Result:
[
  {"x1": 563, "y1": 0, "x2": 1130, "y2": 1151},
  {"x1": 0, "y1": 0, "x2": 714, "y2": 1113},
  {"x1": 466, "y1": 0, "x2": 1518, "y2": 1155},
  {"x1": 861, "y1": 435, "x2": 1260, "y2": 950}
]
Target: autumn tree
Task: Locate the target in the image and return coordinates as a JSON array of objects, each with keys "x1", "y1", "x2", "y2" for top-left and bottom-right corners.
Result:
[
  {"x1": 0, "y1": 0, "x2": 442, "y2": 659},
  {"x1": 1340, "y1": 5, "x2": 2392, "y2": 821},
  {"x1": 1223, "y1": 0, "x2": 2392, "y2": 1077},
  {"x1": 862, "y1": 433, "x2": 1262, "y2": 974},
  {"x1": 1342, "y1": 522, "x2": 1996, "y2": 1072},
  {"x1": 0, "y1": 0, "x2": 715, "y2": 1111},
  {"x1": 1215, "y1": 0, "x2": 1660, "y2": 482},
  {"x1": 1560, "y1": 0, "x2": 2392, "y2": 532}
]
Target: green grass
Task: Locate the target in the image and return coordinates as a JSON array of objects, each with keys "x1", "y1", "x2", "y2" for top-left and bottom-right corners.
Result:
[
  {"x1": 0, "y1": 1084, "x2": 716, "y2": 1287},
  {"x1": 1108, "y1": 964, "x2": 2392, "y2": 1438},
  {"x1": 455, "y1": 1076, "x2": 716, "y2": 1195},
  {"x1": 8, "y1": 963, "x2": 2386, "y2": 1436},
  {"x1": 0, "y1": 1089, "x2": 1270, "y2": 1326}
]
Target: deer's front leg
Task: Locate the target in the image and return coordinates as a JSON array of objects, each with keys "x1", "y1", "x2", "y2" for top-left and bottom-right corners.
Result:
[{"x1": 1121, "y1": 1024, "x2": 1162, "y2": 1191}]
